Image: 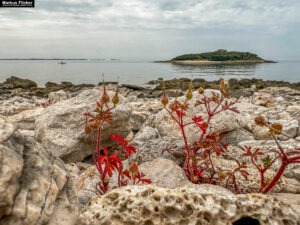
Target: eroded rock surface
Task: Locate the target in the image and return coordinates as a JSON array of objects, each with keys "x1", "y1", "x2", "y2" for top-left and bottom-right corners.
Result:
[
  {"x1": 0, "y1": 117, "x2": 79, "y2": 225},
  {"x1": 80, "y1": 184, "x2": 299, "y2": 225}
]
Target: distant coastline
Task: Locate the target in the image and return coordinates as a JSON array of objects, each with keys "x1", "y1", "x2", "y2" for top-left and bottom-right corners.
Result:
[{"x1": 0, "y1": 58, "x2": 89, "y2": 61}]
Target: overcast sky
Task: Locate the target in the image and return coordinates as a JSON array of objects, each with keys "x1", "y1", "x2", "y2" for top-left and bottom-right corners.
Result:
[{"x1": 0, "y1": 0, "x2": 300, "y2": 60}]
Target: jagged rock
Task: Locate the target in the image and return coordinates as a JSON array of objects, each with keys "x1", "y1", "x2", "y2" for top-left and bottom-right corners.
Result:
[
  {"x1": 48, "y1": 90, "x2": 68, "y2": 103},
  {"x1": 0, "y1": 96, "x2": 45, "y2": 116},
  {"x1": 7, "y1": 107, "x2": 44, "y2": 130},
  {"x1": 222, "y1": 128, "x2": 254, "y2": 146},
  {"x1": 129, "y1": 111, "x2": 148, "y2": 131},
  {"x1": 139, "y1": 159, "x2": 191, "y2": 189},
  {"x1": 80, "y1": 184, "x2": 299, "y2": 225},
  {"x1": 34, "y1": 88, "x2": 132, "y2": 162},
  {"x1": 0, "y1": 117, "x2": 79, "y2": 225},
  {"x1": 132, "y1": 126, "x2": 159, "y2": 146},
  {"x1": 130, "y1": 136, "x2": 185, "y2": 165},
  {"x1": 154, "y1": 90, "x2": 247, "y2": 143},
  {"x1": 251, "y1": 92, "x2": 276, "y2": 107}
]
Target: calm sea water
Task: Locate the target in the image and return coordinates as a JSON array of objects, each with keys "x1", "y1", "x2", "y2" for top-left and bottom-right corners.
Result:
[{"x1": 0, "y1": 60, "x2": 299, "y2": 87}]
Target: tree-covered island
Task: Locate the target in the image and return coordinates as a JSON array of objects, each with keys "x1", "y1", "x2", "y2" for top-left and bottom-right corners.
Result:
[{"x1": 157, "y1": 49, "x2": 275, "y2": 64}]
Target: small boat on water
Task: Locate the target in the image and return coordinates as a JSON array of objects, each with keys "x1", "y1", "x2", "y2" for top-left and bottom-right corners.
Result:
[{"x1": 58, "y1": 61, "x2": 67, "y2": 65}]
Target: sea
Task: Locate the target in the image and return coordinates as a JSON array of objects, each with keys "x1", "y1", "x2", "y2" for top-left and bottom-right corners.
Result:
[{"x1": 0, "y1": 60, "x2": 299, "y2": 87}]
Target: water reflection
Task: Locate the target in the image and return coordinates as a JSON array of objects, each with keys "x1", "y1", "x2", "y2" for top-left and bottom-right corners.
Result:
[{"x1": 170, "y1": 63, "x2": 259, "y2": 80}]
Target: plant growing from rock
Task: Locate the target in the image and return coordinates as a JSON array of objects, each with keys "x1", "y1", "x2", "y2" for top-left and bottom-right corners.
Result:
[
  {"x1": 84, "y1": 80, "x2": 151, "y2": 194},
  {"x1": 161, "y1": 80, "x2": 300, "y2": 193}
]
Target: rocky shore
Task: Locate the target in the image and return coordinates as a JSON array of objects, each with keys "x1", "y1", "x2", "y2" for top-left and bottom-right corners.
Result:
[{"x1": 1, "y1": 76, "x2": 300, "y2": 225}]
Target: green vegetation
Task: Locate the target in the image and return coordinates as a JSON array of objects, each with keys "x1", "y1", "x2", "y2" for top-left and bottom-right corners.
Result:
[{"x1": 172, "y1": 49, "x2": 264, "y2": 61}]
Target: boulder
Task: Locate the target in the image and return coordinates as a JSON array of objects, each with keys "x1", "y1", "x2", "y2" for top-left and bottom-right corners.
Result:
[
  {"x1": 0, "y1": 76, "x2": 37, "y2": 89},
  {"x1": 222, "y1": 128, "x2": 254, "y2": 146},
  {"x1": 0, "y1": 117, "x2": 79, "y2": 225},
  {"x1": 48, "y1": 90, "x2": 68, "y2": 103},
  {"x1": 34, "y1": 88, "x2": 132, "y2": 162},
  {"x1": 154, "y1": 90, "x2": 247, "y2": 143},
  {"x1": 132, "y1": 126, "x2": 159, "y2": 146},
  {"x1": 80, "y1": 184, "x2": 299, "y2": 225},
  {"x1": 139, "y1": 158, "x2": 191, "y2": 189},
  {"x1": 129, "y1": 111, "x2": 148, "y2": 131},
  {"x1": 130, "y1": 136, "x2": 185, "y2": 165},
  {"x1": 249, "y1": 119, "x2": 299, "y2": 140},
  {"x1": 251, "y1": 92, "x2": 276, "y2": 107},
  {"x1": 0, "y1": 96, "x2": 44, "y2": 116},
  {"x1": 7, "y1": 107, "x2": 44, "y2": 130}
]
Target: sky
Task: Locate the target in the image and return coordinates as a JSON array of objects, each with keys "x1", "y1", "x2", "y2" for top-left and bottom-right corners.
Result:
[{"x1": 0, "y1": 0, "x2": 300, "y2": 60}]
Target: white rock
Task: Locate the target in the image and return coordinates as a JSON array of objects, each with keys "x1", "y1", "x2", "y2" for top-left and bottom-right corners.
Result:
[
  {"x1": 251, "y1": 92, "x2": 276, "y2": 107},
  {"x1": 48, "y1": 90, "x2": 68, "y2": 103},
  {"x1": 130, "y1": 136, "x2": 185, "y2": 165},
  {"x1": 0, "y1": 117, "x2": 79, "y2": 225},
  {"x1": 132, "y1": 126, "x2": 159, "y2": 146},
  {"x1": 34, "y1": 88, "x2": 132, "y2": 162},
  {"x1": 138, "y1": 158, "x2": 191, "y2": 189}
]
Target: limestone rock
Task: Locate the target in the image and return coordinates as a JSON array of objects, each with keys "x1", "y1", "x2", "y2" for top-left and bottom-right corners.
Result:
[
  {"x1": 7, "y1": 107, "x2": 44, "y2": 130},
  {"x1": 270, "y1": 193, "x2": 300, "y2": 215},
  {"x1": 251, "y1": 92, "x2": 276, "y2": 107},
  {"x1": 129, "y1": 111, "x2": 148, "y2": 131},
  {"x1": 132, "y1": 126, "x2": 159, "y2": 146},
  {"x1": 222, "y1": 128, "x2": 254, "y2": 146},
  {"x1": 139, "y1": 159, "x2": 191, "y2": 189},
  {"x1": 154, "y1": 90, "x2": 246, "y2": 143},
  {"x1": 130, "y1": 136, "x2": 185, "y2": 165},
  {"x1": 75, "y1": 161, "x2": 130, "y2": 209},
  {"x1": 80, "y1": 184, "x2": 299, "y2": 225},
  {"x1": 0, "y1": 96, "x2": 44, "y2": 116},
  {"x1": 249, "y1": 119, "x2": 298, "y2": 141},
  {"x1": 48, "y1": 90, "x2": 68, "y2": 103},
  {"x1": 0, "y1": 117, "x2": 79, "y2": 225},
  {"x1": 34, "y1": 88, "x2": 132, "y2": 162}
]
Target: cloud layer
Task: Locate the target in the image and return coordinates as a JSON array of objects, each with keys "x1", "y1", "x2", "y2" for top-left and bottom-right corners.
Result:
[{"x1": 0, "y1": 0, "x2": 299, "y2": 59}]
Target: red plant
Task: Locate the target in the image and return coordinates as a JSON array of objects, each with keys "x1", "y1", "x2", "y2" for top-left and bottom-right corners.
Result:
[
  {"x1": 161, "y1": 80, "x2": 300, "y2": 194},
  {"x1": 84, "y1": 80, "x2": 151, "y2": 195},
  {"x1": 244, "y1": 117, "x2": 300, "y2": 193}
]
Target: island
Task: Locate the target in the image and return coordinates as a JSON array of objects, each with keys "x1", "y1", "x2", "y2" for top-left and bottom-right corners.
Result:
[{"x1": 156, "y1": 49, "x2": 276, "y2": 65}]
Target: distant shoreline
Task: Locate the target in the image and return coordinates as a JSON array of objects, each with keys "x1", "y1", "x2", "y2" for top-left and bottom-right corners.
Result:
[{"x1": 0, "y1": 59, "x2": 89, "y2": 61}]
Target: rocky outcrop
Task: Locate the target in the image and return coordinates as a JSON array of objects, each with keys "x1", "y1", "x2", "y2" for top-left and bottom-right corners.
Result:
[
  {"x1": 80, "y1": 184, "x2": 299, "y2": 225},
  {"x1": 0, "y1": 117, "x2": 79, "y2": 225},
  {"x1": 0, "y1": 76, "x2": 37, "y2": 90},
  {"x1": 34, "y1": 88, "x2": 132, "y2": 162}
]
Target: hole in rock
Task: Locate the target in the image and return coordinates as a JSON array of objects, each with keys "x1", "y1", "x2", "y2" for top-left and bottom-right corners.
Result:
[{"x1": 233, "y1": 217, "x2": 260, "y2": 225}]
